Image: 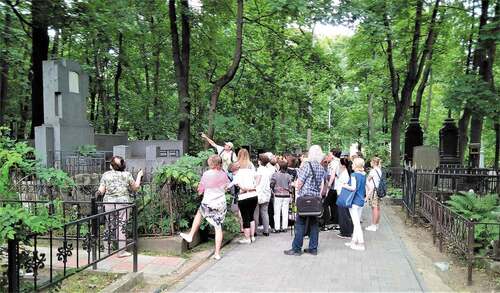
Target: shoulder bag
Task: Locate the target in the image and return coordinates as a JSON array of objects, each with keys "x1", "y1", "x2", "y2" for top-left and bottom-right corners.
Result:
[
  {"x1": 296, "y1": 162, "x2": 323, "y2": 217},
  {"x1": 336, "y1": 176, "x2": 355, "y2": 208}
]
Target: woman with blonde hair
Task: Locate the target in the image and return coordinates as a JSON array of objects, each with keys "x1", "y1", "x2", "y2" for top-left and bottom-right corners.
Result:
[
  {"x1": 365, "y1": 157, "x2": 383, "y2": 231},
  {"x1": 228, "y1": 148, "x2": 259, "y2": 243},
  {"x1": 180, "y1": 155, "x2": 229, "y2": 259},
  {"x1": 342, "y1": 157, "x2": 366, "y2": 251}
]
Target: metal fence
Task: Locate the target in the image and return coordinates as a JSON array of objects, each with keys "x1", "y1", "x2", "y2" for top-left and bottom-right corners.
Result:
[
  {"x1": 402, "y1": 167, "x2": 499, "y2": 217},
  {"x1": 50, "y1": 151, "x2": 112, "y2": 177},
  {"x1": 418, "y1": 192, "x2": 499, "y2": 285},
  {"x1": 1, "y1": 197, "x2": 138, "y2": 292},
  {"x1": 400, "y1": 167, "x2": 500, "y2": 285}
]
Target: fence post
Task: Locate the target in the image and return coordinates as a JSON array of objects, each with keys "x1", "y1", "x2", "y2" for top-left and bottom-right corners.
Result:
[
  {"x1": 133, "y1": 203, "x2": 138, "y2": 273},
  {"x1": 91, "y1": 197, "x2": 98, "y2": 270},
  {"x1": 467, "y1": 222, "x2": 474, "y2": 286},
  {"x1": 7, "y1": 238, "x2": 19, "y2": 293},
  {"x1": 432, "y1": 200, "x2": 437, "y2": 245}
]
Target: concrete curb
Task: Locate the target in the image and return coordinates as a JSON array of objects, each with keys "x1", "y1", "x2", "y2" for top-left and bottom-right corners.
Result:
[
  {"x1": 100, "y1": 272, "x2": 144, "y2": 293},
  {"x1": 383, "y1": 207, "x2": 428, "y2": 292},
  {"x1": 151, "y1": 237, "x2": 234, "y2": 293}
]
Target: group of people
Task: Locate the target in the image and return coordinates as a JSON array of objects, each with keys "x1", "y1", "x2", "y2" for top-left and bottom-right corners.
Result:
[{"x1": 181, "y1": 134, "x2": 385, "y2": 259}]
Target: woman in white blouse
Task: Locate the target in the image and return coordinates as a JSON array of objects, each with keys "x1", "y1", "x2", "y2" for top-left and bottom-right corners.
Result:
[{"x1": 229, "y1": 149, "x2": 259, "y2": 244}]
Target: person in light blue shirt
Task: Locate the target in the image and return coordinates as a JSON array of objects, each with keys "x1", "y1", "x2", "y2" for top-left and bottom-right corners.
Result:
[{"x1": 341, "y1": 157, "x2": 366, "y2": 251}]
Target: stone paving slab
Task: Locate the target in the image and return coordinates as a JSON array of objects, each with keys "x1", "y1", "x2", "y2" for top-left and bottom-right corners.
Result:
[
  {"x1": 35, "y1": 247, "x2": 185, "y2": 277},
  {"x1": 175, "y1": 207, "x2": 425, "y2": 292}
]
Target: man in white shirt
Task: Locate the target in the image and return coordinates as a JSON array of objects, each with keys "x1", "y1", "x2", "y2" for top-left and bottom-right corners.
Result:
[{"x1": 201, "y1": 133, "x2": 237, "y2": 171}]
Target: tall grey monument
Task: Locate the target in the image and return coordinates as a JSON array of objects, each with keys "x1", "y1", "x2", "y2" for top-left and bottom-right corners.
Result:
[{"x1": 35, "y1": 59, "x2": 94, "y2": 166}]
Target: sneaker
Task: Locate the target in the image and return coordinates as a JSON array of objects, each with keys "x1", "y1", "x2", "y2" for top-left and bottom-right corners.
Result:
[
  {"x1": 263, "y1": 232, "x2": 269, "y2": 236},
  {"x1": 251, "y1": 236, "x2": 256, "y2": 242},
  {"x1": 180, "y1": 232, "x2": 193, "y2": 243},
  {"x1": 351, "y1": 244, "x2": 366, "y2": 251},
  {"x1": 238, "y1": 238, "x2": 251, "y2": 244},
  {"x1": 365, "y1": 225, "x2": 377, "y2": 232},
  {"x1": 272, "y1": 229, "x2": 280, "y2": 233},
  {"x1": 345, "y1": 242, "x2": 353, "y2": 247},
  {"x1": 336, "y1": 233, "x2": 351, "y2": 239},
  {"x1": 303, "y1": 248, "x2": 318, "y2": 255},
  {"x1": 280, "y1": 229, "x2": 287, "y2": 233},
  {"x1": 117, "y1": 251, "x2": 132, "y2": 258},
  {"x1": 283, "y1": 249, "x2": 302, "y2": 256},
  {"x1": 212, "y1": 254, "x2": 222, "y2": 260}
]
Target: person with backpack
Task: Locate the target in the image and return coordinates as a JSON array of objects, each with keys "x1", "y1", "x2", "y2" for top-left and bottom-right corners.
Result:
[
  {"x1": 201, "y1": 133, "x2": 237, "y2": 171},
  {"x1": 365, "y1": 157, "x2": 385, "y2": 232}
]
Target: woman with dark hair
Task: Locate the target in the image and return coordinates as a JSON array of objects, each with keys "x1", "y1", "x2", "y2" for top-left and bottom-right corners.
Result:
[
  {"x1": 336, "y1": 157, "x2": 353, "y2": 239},
  {"x1": 98, "y1": 156, "x2": 143, "y2": 257}
]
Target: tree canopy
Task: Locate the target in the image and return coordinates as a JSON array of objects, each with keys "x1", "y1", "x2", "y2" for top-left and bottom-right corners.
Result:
[{"x1": 0, "y1": 0, "x2": 498, "y2": 167}]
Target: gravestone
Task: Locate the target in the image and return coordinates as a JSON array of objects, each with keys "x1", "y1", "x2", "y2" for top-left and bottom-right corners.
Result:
[
  {"x1": 413, "y1": 146, "x2": 440, "y2": 170},
  {"x1": 404, "y1": 117, "x2": 424, "y2": 164},
  {"x1": 439, "y1": 113, "x2": 460, "y2": 165},
  {"x1": 35, "y1": 59, "x2": 94, "y2": 166}
]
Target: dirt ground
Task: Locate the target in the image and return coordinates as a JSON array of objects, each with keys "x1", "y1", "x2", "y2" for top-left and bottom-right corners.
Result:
[{"x1": 385, "y1": 204, "x2": 499, "y2": 292}]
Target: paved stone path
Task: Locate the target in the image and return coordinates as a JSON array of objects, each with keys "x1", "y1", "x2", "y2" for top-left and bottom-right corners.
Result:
[
  {"x1": 174, "y1": 207, "x2": 426, "y2": 292},
  {"x1": 35, "y1": 247, "x2": 185, "y2": 276}
]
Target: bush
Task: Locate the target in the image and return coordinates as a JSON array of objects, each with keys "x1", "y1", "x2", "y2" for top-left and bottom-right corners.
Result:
[{"x1": 446, "y1": 192, "x2": 500, "y2": 253}]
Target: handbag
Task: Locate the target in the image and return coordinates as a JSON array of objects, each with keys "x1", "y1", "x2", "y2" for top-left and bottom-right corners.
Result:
[
  {"x1": 296, "y1": 162, "x2": 323, "y2": 217},
  {"x1": 336, "y1": 176, "x2": 355, "y2": 208}
]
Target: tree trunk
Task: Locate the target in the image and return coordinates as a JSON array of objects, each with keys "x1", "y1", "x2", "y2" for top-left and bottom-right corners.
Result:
[
  {"x1": 30, "y1": 0, "x2": 50, "y2": 138},
  {"x1": 206, "y1": 0, "x2": 244, "y2": 142},
  {"x1": 458, "y1": 108, "x2": 472, "y2": 164},
  {"x1": 0, "y1": 11, "x2": 11, "y2": 125},
  {"x1": 423, "y1": 69, "x2": 433, "y2": 132},
  {"x1": 169, "y1": 0, "x2": 191, "y2": 154},
  {"x1": 385, "y1": 0, "x2": 441, "y2": 167},
  {"x1": 494, "y1": 121, "x2": 499, "y2": 169},
  {"x1": 382, "y1": 97, "x2": 388, "y2": 134},
  {"x1": 112, "y1": 32, "x2": 123, "y2": 134},
  {"x1": 415, "y1": 58, "x2": 432, "y2": 119},
  {"x1": 152, "y1": 41, "x2": 160, "y2": 139}
]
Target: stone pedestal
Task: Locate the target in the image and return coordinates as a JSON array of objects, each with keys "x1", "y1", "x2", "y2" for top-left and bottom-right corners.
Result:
[{"x1": 404, "y1": 118, "x2": 424, "y2": 164}]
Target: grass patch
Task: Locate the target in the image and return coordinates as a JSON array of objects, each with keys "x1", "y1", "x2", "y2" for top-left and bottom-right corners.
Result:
[{"x1": 42, "y1": 270, "x2": 122, "y2": 293}]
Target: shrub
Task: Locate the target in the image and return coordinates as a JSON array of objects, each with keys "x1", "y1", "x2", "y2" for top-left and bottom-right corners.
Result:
[{"x1": 446, "y1": 192, "x2": 500, "y2": 253}]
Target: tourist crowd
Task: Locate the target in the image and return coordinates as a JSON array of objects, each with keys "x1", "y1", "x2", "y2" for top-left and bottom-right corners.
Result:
[{"x1": 179, "y1": 134, "x2": 387, "y2": 259}]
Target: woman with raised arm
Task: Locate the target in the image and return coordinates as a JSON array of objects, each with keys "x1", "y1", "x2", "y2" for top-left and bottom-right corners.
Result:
[{"x1": 98, "y1": 156, "x2": 143, "y2": 258}]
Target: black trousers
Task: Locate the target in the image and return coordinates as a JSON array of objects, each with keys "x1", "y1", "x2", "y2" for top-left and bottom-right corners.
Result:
[
  {"x1": 238, "y1": 196, "x2": 258, "y2": 228},
  {"x1": 337, "y1": 206, "x2": 353, "y2": 237},
  {"x1": 321, "y1": 189, "x2": 338, "y2": 226}
]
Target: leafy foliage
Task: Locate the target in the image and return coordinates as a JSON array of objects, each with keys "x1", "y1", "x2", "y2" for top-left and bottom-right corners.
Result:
[{"x1": 446, "y1": 192, "x2": 500, "y2": 252}]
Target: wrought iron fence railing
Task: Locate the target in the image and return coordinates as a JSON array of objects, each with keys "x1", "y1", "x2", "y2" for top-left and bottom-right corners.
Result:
[
  {"x1": 0, "y1": 198, "x2": 138, "y2": 292},
  {"x1": 418, "y1": 192, "x2": 499, "y2": 285}
]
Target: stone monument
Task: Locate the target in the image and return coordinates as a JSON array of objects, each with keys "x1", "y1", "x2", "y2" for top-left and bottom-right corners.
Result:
[
  {"x1": 35, "y1": 59, "x2": 94, "y2": 166},
  {"x1": 404, "y1": 104, "x2": 424, "y2": 163},
  {"x1": 439, "y1": 112, "x2": 460, "y2": 165}
]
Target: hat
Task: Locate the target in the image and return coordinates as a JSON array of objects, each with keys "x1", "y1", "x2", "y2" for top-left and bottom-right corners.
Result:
[{"x1": 225, "y1": 142, "x2": 234, "y2": 149}]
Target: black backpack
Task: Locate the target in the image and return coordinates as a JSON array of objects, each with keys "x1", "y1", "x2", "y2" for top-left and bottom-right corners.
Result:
[{"x1": 375, "y1": 169, "x2": 387, "y2": 198}]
